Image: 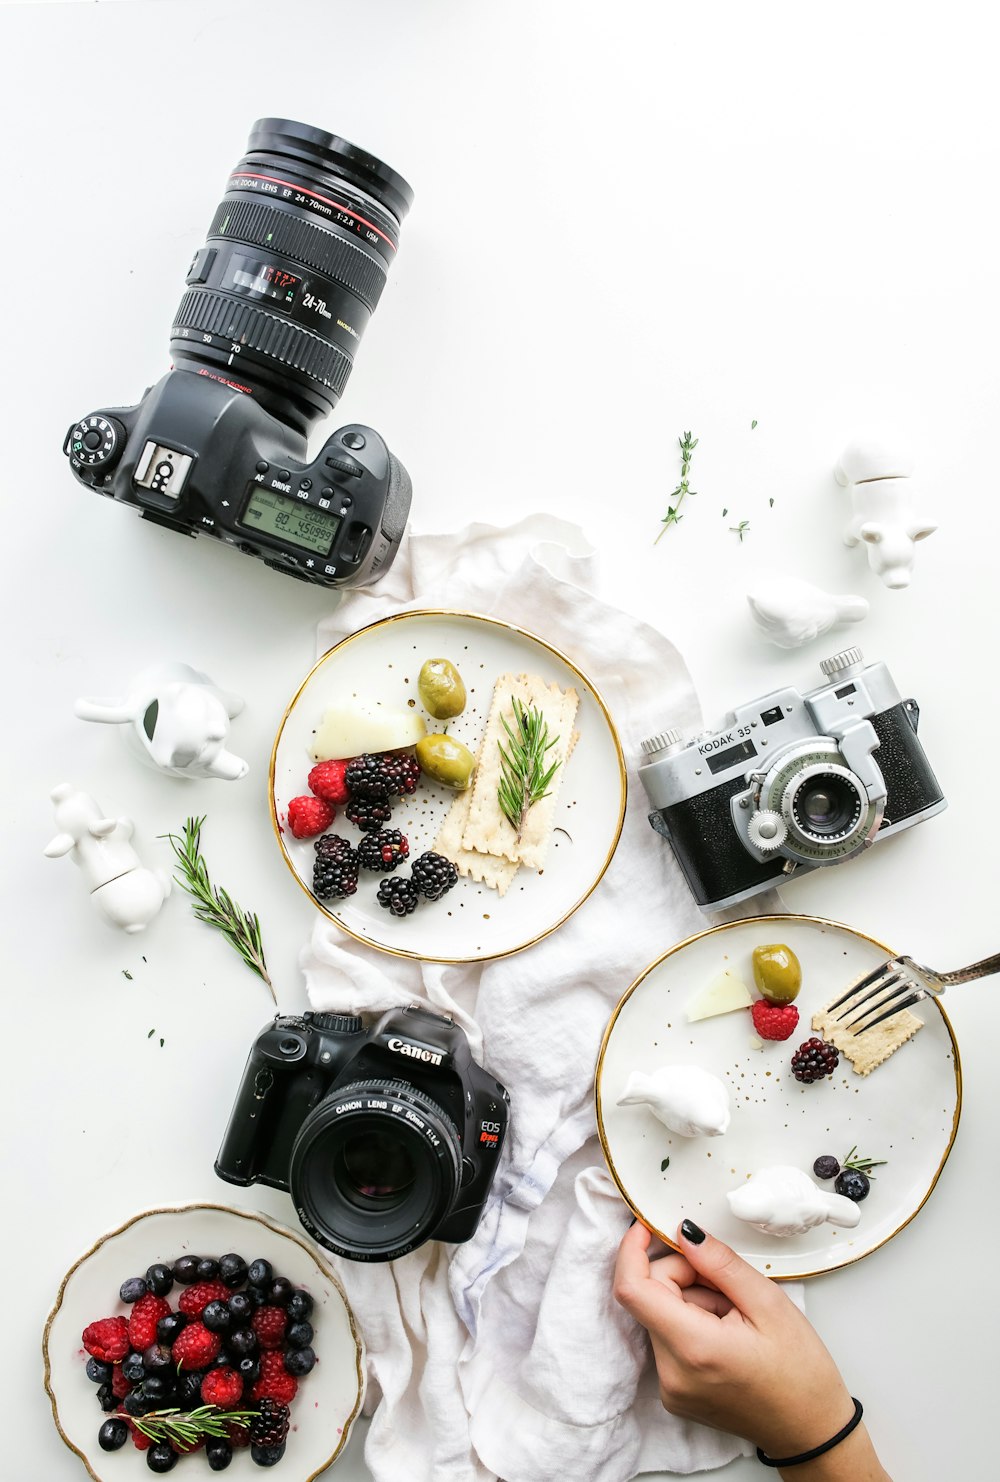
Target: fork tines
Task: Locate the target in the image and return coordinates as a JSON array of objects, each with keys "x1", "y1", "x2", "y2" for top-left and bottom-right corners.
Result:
[{"x1": 827, "y1": 959, "x2": 925, "y2": 1036}]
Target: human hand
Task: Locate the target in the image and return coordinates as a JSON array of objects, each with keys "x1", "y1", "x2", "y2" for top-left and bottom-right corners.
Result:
[{"x1": 614, "y1": 1219, "x2": 888, "y2": 1478}]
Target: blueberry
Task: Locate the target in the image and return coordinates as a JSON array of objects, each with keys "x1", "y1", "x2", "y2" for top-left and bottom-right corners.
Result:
[
  {"x1": 250, "y1": 1442, "x2": 286, "y2": 1467},
  {"x1": 206, "y1": 1437, "x2": 234, "y2": 1471},
  {"x1": 141, "y1": 1374, "x2": 174, "y2": 1402},
  {"x1": 228, "y1": 1292, "x2": 253, "y2": 1323},
  {"x1": 96, "y1": 1380, "x2": 117, "y2": 1413},
  {"x1": 120, "y1": 1276, "x2": 149, "y2": 1303},
  {"x1": 143, "y1": 1343, "x2": 174, "y2": 1374},
  {"x1": 172, "y1": 1254, "x2": 201, "y2": 1284},
  {"x1": 157, "y1": 1311, "x2": 188, "y2": 1344},
  {"x1": 834, "y1": 1168, "x2": 871, "y2": 1202},
  {"x1": 123, "y1": 1388, "x2": 154, "y2": 1416},
  {"x1": 196, "y1": 1257, "x2": 220, "y2": 1281},
  {"x1": 86, "y1": 1357, "x2": 112, "y2": 1385},
  {"x1": 286, "y1": 1289, "x2": 314, "y2": 1321},
  {"x1": 284, "y1": 1345, "x2": 315, "y2": 1377},
  {"x1": 247, "y1": 1258, "x2": 272, "y2": 1289},
  {"x1": 286, "y1": 1319, "x2": 313, "y2": 1349},
  {"x1": 248, "y1": 1285, "x2": 268, "y2": 1308},
  {"x1": 146, "y1": 1442, "x2": 179, "y2": 1472},
  {"x1": 145, "y1": 1263, "x2": 174, "y2": 1297},
  {"x1": 268, "y1": 1277, "x2": 294, "y2": 1307},
  {"x1": 236, "y1": 1353, "x2": 261, "y2": 1385},
  {"x1": 98, "y1": 1417, "x2": 130, "y2": 1451},
  {"x1": 219, "y1": 1253, "x2": 248, "y2": 1288},
  {"x1": 175, "y1": 1371, "x2": 206, "y2": 1407},
  {"x1": 813, "y1": 1155, "x2": 841, "y2": 1181},
  {"x1": 123, "y1": 1352, "x2": 146, "y2": 1383},
  {"x1": 202, "y1": 1299, "x2": 232, "y2": 1333},
  {"x1": 226, "y1": 1327, "x2": 258, "y2": 1358}
]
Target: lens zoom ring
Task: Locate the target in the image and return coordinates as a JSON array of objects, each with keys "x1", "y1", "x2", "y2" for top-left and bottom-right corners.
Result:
[
  {"x1": 209, "y1": 199, "x2": 387, "y2": 311},
  {"x1": 173, "y1": 289, "x2": 352, "y2": 397}
]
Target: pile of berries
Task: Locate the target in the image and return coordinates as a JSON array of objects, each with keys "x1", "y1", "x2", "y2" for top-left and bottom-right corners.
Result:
[
  {"x1": 82, "y1": 1252, "x2": 316, "y2": 1471},
  {"x1": 790, "y1": 1037, "x2": 840, "y2": 1083},
  {"x1": 287, "y1": 752, "x2": 421, "y2": 841},
  {"x1": 813, "y1": 1145, "x2": 887, "y2": 1202}
]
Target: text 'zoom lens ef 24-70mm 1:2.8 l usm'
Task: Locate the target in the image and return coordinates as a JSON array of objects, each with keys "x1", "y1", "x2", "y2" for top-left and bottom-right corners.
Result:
[{"x1": 64, "y1": 120, "x2": 415, "y2": 588}]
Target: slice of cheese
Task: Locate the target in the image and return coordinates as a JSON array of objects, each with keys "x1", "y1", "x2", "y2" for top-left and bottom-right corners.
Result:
[
  {"x1": 686, "y1": 968, "x2": 753, "y2": 1023},
  {"x1": 311, "y1": 701, "x2": 426, "y2": 762}
]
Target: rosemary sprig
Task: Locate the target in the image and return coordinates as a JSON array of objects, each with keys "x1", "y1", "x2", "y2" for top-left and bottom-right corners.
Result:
[
  {"x1": 162, "y1": 817, "x2": 275, "y2": 1002},
  {"x1": 655, "y1": 431, "x2": 698, "y2": 542},
  {"x1": 497, "y1": 697, "x2": 561, "y2": 839},
  {"x1": 729, "y1": 518, "x2": 751, "y2": 542},
  {"x1": 134, "y1": 1405, "x2": 257, "y2": 1446},
  {"x1": 842, "y1": 1146, "x2": 887, "y2": 1178}
]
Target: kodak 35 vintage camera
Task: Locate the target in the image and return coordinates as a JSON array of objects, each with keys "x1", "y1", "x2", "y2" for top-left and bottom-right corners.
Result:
[
  {"x1": 639, "y1": 648, "x2": 946, "y2": 911},
  {"x1": 215, "y1": 1006, "x2": 509, "y2": 1263}
]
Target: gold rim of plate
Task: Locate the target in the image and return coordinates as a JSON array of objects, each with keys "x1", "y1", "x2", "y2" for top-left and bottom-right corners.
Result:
[
  {"x1": 269, "y1": 608, "x2": 628, "y2": 964},
  {"x1": 42, "y1": 1202, "x2": 365, "y2": 1482},
  {"x1": 595, "y1": 914, "x2": 963, "y2": 1281}
]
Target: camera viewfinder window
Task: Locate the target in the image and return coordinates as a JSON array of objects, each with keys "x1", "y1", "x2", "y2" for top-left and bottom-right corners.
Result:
[{"x1": 705, "y1": 738, "x2": 758, "y2": 775}]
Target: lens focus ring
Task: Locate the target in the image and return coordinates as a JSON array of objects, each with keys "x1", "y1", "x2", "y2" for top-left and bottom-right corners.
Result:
[
  {"x1": 173, "y1": 288, "x2": 352, "y2": 398},
  {"x1": 208, "y1": 199, "x2": 387, "y2": 311}
]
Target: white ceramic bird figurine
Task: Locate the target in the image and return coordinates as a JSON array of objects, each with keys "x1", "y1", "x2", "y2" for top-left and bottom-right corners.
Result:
[
  {"x1": 727, "y1": 1165, "x2": 861, "y2": 1237},
  {"x1": 747, "y1": 575, "x2": 869, "y2": 649},
  {"x1": 616, "y1": 1065, "x2": 731, "y2": 1138}
]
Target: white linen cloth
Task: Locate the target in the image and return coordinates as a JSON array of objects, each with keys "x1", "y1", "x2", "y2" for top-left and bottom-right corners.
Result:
[{"x1": 302, "y1": 516, "x2": 758, "y2": 1480}]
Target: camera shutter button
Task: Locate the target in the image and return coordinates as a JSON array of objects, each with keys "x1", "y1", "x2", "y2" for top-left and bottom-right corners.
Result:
[{"x1": 748, "y1": 810, "x2": 788, "y2": 852}]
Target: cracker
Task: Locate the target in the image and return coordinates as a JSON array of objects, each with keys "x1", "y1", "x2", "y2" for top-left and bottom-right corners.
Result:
[
  {"x1": 461, "y1": 673, "x2": 578, "y2": 868},
  {"x1": 812, "y1": 991, "x2": 923, "y2": 1077}
]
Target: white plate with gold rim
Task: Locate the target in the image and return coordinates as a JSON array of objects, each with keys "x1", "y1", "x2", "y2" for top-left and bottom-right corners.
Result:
[
  {"x1": 596, "y1": 916, "x2": 961, "y2": 1279},
  {"x1": 270, "y1": 609, "x2": 626, "y2": 963},
  {"x1": 43, "y1": 1203, "x2": 365, "y2": 1481}
]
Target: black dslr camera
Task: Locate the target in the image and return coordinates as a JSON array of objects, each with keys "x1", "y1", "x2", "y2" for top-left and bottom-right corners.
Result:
[
  {"x1": 64, "y1": 119, "x2": 413, "y2": 588},
  {"x1": 215, "y1": 1006, "x2": 510, "y2": 1262}
]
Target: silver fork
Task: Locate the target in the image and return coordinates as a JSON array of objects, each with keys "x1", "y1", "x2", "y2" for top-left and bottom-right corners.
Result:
[{"x1": 827, "y1": 950, "x2": 1000, "y2": 1034}]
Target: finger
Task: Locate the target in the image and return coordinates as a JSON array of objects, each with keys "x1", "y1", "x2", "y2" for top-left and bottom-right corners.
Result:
[
  {"x1": 615, "y1": 1226, "x2": 715, "y2": 1343},
  {"x1": 676, "y1": 1219, "x2": 781, "y2": 1321},
  {"x1": 681, "y1": 1285, "x2": 734, "y2": 1318},
  {"x1": 649, "y1": 1253, "x2": 699, "y2": 1289}
]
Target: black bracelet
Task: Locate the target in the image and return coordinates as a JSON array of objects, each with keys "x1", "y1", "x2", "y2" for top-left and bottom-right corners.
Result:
[{"x1": 756, "y1": 1397, "x2": 864, "y2": 1468}]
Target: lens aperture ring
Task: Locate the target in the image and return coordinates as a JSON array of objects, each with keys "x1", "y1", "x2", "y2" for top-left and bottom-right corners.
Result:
[
  {"x1": 173, "y1": 288, "x2": 352, "y2": 399},
  {"x1": 209, "y1": 199, "x2": 387, "y2": 312}
]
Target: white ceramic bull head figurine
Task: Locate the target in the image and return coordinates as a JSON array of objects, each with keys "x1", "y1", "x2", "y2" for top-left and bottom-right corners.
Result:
[
  {"x1": 75, "y1": 663, "x2": 248, "y2": 781},
  {"x1": 44, "y1": 784, "x2": 171, "y2": 934},
  {"x1": 835, "y1": 439, "x2": 938, "y2": 589}
]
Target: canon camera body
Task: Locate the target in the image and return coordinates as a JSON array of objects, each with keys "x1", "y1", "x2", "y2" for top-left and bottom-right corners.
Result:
[{"x1": 215, "y1": 1006, "x2": 510, "y2": 1262}]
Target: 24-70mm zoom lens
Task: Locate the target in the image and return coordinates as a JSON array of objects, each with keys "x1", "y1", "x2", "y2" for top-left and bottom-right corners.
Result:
[{"x1": 170, "y1": 118, "x2": 413, "y2": 437}]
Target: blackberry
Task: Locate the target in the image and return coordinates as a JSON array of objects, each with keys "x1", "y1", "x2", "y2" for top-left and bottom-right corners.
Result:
[
  {"x1": 790, "y1": 1038, "x2": 840, "y2": 1083},
  {"x1": 379, "y1": 750, "x2": 421, "y2": 797},
  {"x1": 410, "y1": 851, "x2": 458, "y2": 901},
  {"x1": 835, "y1": 1168, "x2": 871, "y2": 1202},
  {"x1": 358, "y1": 828, "x2": 410, "y2": 872},
  {"x1": 377, "y1": 876, "x2": 420, "y2": 917},
  {"x1": 251, "y1": 1399, "x2": 291, "y2": 1450},
  {"x1": 313, "y1": 835, "x2": 359, "y2": 900},
  {"x1": 345, "y1": 753, "x2": 393, "y2": 800},
  {"x1": 813, "y1": 1155, "x2": 840, "y2": 1180},
  {"x1": 120, "y1": 1276, "x2": 149, "y2": 1303},
  {"x1": 98, "y1": 1417, "x2": 130, "y2": 1451},
  {"x1": 345, "y1": 796, "x2": 393, "y2": 832}
]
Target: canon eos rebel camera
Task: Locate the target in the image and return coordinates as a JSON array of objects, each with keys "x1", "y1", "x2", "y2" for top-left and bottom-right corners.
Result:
[
  {"x1": 215, "y1": 1006, "x2": 510, "y2": 1262},
  {"x1": 639, "y1": 648, "x2": 945, "y2": 912},
  {"x1": 64, "y1": 119, "x2": 413, "y2": 588}
]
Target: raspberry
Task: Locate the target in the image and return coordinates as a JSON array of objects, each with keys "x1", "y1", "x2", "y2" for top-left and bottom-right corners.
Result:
[
  {"x1": 287, "y1": 794, "x2": 335, "y2": 839},
  {"x1": 110, "y1": 1365, "x2": 130, "y2": 1400},
  {"x1": 172, "y1": 1320, "x2": 222, "y2": 1371},
  {"x1": 200, "y1": 1366, "x2": 244, "y2": 1409},
  {"x1": 127, "y1": 1293, "x2": 171, "y2": 1352},
  {"x1": 82, "y1": 1317, "x2": 130, "y2": 1364},
  {"x1": 129, "y1": 1422, "x2": 154, "y2": 1451},
  {"x1": 252, "y1": 1352, "x2": 298, "y2": 1406},
  {"x1": 357, "y1": 828, "x2": 409, "y2": 872},
  {"x1": 308, "y1": 758, "x2": 351, "y2": 805},
  {"x1": 178, "y1": 1280, "x2": 230, "y2": 1317},
  {"x1": 750, "y1": 1001, "x2": 799, "y2": 1042},
  {"x1": 226, "y1": 1419, "x2": 252, "y2": 1449},
  {"x1": 410, "y1": 851, "x2": 458, "y2": 901},
  {"x1": 252, "y1": 1305, "x2": 287, "y2": 1350},
  {"x1": 790, "y1": 1037, "x2": 840, "y2": 1084}
]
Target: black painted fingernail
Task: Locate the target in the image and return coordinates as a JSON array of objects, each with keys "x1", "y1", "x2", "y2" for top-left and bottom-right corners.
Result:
[
  {"x1": 629, "y1": 1216, "x2": 637, "y2": 1227},
  {"x1": 680, "y1": 1218, "x2": 705, "y2": 1244}
]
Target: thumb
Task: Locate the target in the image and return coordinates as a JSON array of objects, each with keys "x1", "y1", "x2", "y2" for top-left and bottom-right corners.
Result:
[{"x1": 676, "y1": 1218, "x2": 780, "y2": 1321}]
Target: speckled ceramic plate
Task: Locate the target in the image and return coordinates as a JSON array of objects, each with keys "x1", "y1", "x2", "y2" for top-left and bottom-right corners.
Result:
[
  {"x1": 270, "y1": 609, "x2": 626, "y2": 962},
  {"x1": 43, "y1": 1203, "x2": 365, "y2": 1480},
  {"x1": 596, "y1": 916, "x2": 961, "y2": 1279}
]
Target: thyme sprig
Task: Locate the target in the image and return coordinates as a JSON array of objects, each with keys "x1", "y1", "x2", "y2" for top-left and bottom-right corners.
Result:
[
  {"x1": 134, "y1": 1405, "x2": 257, "y2": 1445},
  {"x1": 162, "y1": 817, "x2": 275, "y2": 1002},
  {"x1": 842, "y1": 1146, "x2": 887, "y2": 1178},
  {"x1": 655, "y1": 431, "x2": 698, "y2": 542},
  {"x1": 729, "y1": 519, "x2": 751, "y2": 542},
  {"x1": 497, "y1": 697, "x2": 561, "y2": 839}
]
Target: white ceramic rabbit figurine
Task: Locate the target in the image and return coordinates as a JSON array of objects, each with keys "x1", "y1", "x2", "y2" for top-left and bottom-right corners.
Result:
[
  {"x1": 747, "y1": 575, "x2": 869, "y2": 649},
  {"x1": 616, "y1": 1065, "x2": 731, "y2": 1137},
  {"x1": 75, "y1": 662, "x2": 248, "y2": 781},
  {"x1": 727, "y1": 1165, "x2": 860, "y2": 1237},
  {"x1": 835, "y1": 439, "x2": 938, "y2": 589},
  {"x1": 44, "y1": 784, "x2": 171, "y2": 934}
]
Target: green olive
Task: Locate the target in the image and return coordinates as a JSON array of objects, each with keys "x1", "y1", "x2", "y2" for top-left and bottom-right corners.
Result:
[
  {"x1": 751, "y1": 943, "x2": 802, "y2": 1005},
  {"x1": 415, "y1": 733, "x2": 476, "y2": 790},
  {"x1": 418, "y1": 658, "x2": 466, "y2": 720}
]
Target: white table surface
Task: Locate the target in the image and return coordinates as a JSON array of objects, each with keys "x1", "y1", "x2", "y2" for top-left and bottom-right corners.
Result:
[{"x1": 3, "y1": 2, "x2": 997, "y2": 1478}]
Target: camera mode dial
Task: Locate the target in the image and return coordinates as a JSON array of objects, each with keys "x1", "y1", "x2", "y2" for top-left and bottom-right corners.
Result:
[
  {"x1": 66, "y1": 415, "x2": 125, "y2": 472},
  {"x1": 747, "y1": 809, "x2": 788, "y2": 853},
  {"x1": 310, "y1": 1012, "x2": 363, "y2": 1034}
]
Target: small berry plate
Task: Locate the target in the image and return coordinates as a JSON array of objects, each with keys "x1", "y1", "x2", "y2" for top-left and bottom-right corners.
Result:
[
  {"x1": 43, "y1": 1202, "x2": 365, "y2": 1480},
  {"x1": 596, "y1": 915, "x2": 961, "y2": 1279},
  {"x1": 270, "y1": 609, "x2": 626, "y2": 962}
]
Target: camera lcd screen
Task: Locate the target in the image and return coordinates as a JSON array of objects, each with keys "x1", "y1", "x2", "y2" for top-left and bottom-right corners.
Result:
[
  {"x1": 705, "y1": 738, "x2": 757, "y2": 775},
  {"x1": 239, "y1": 487, "x2": 342, "y2": 555},
  {"x1": 229, "y1": 254, "x2": 301, "y2": 304}
]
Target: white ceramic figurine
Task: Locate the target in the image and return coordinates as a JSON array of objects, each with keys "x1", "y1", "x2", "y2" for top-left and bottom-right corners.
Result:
[
  {"x1": 75, "y1": 662, "x2": 248, "y2": 781},
  {"x1": 44, "y1": 784, "x2": 171, "y2": 934},
  {"x1": 616, "y1": 1065, "x2": 731, "y2": 1138},
  {"x1": 835, "y1": 438, "x2": 938, "y2": 589},
  {"x1": 747, "y1": 574, "x2": 869, "y2": 649},
  {"x1": 727, "y1": 1165, "x2": 861, "y2": 1237}
]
